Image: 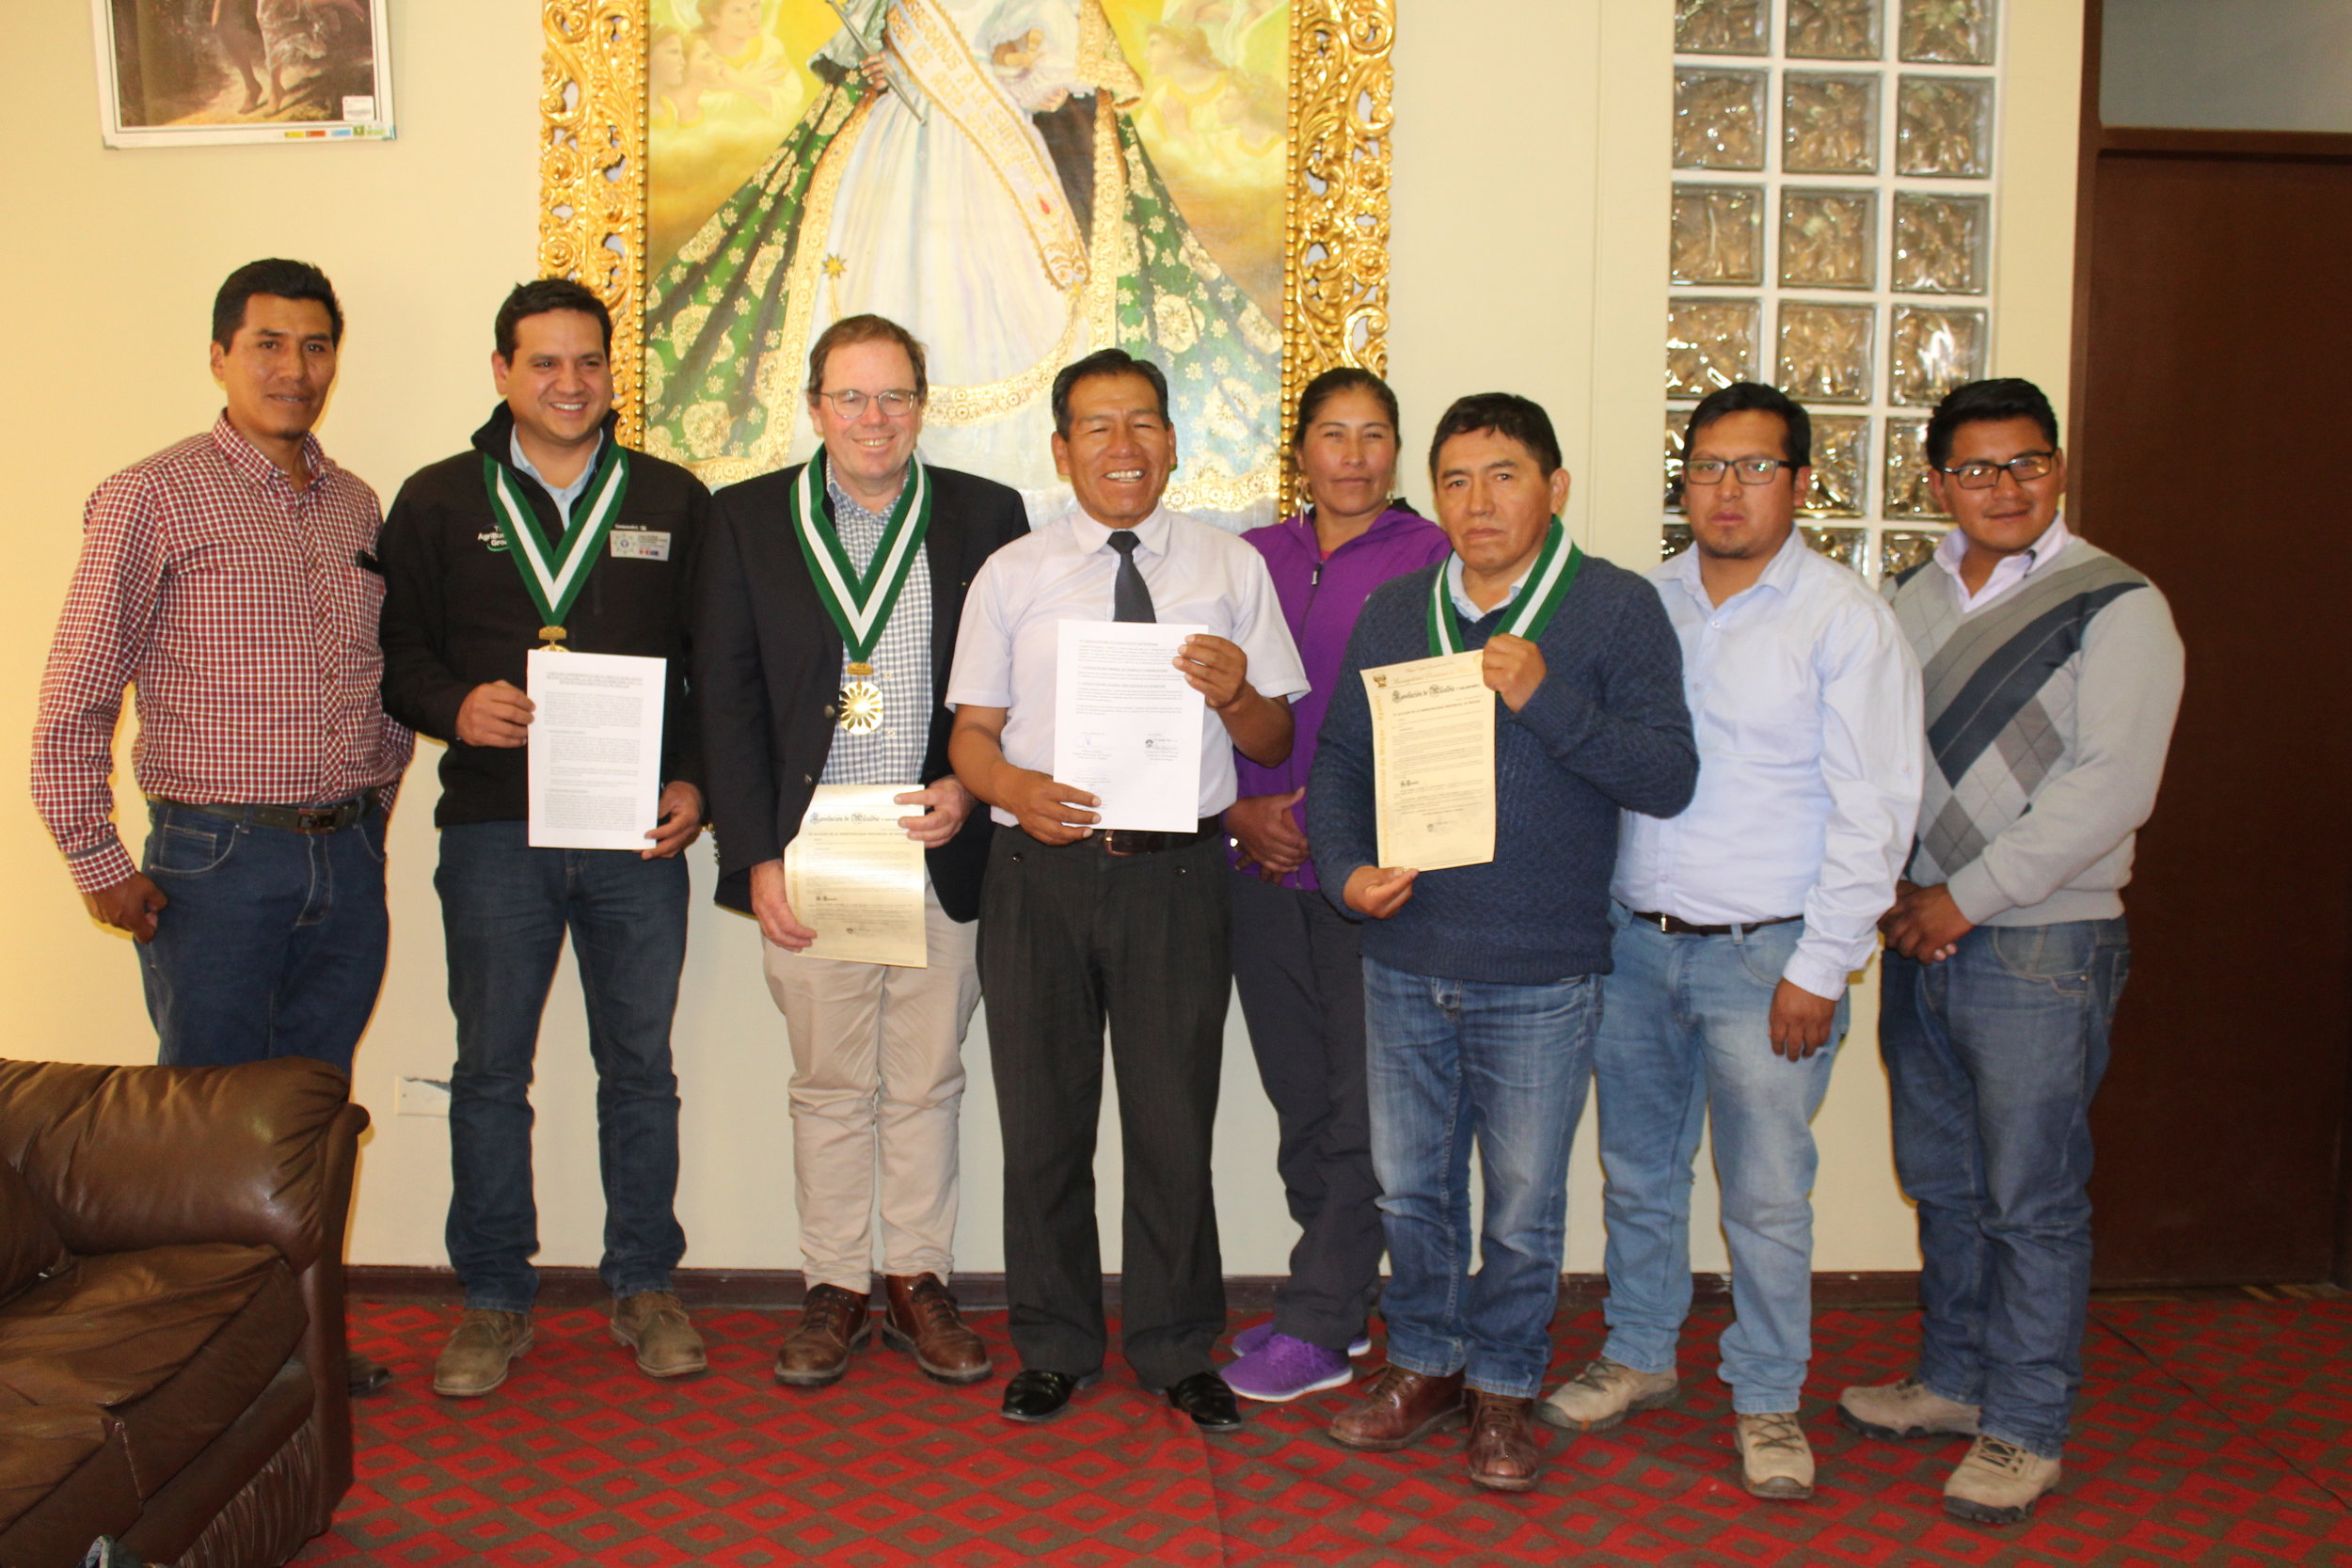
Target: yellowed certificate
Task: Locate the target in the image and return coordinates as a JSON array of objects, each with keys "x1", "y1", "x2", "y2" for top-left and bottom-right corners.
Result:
[
  {"x1": 1363, "y1": 650, "x2": 1496, "y2": 872},
  {"x1": 783, "y1": 784, "x2": 928, "y2": 967}
]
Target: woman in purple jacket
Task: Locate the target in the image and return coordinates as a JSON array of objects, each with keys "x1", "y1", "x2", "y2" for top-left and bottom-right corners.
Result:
[{"x1": 1222, "y1": 369, "x2": 1451, "y2": 1402}]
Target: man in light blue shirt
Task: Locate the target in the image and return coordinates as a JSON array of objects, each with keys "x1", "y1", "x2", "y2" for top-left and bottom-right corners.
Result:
[{"x1": 1539, "y1": 383, "x2": 1920, "y2": 1500}]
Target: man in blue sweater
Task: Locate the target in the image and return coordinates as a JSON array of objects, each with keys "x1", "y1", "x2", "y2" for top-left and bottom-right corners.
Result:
[{"x1": 1309, "y1": 393, "x2": 1697, "y2": 1492}]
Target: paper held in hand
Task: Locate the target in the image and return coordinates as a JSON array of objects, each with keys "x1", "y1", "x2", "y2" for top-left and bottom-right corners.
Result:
[
  {"x1": 783, "y1": 784, "x2": 928, "y2": 967},
  {"x1": 1051, "y1": 620, "x2": 1208, "y2": 832},
  {"x1": 526, "y1": 650, "x2": 666, "y2": 850},
  {"x1": 1363, "y1": 649, "x2": 1496, "y2": 872}
]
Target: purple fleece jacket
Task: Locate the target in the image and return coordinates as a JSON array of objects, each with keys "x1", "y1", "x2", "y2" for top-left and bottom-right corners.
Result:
[{"x1": 1230, "y1": 504, "x2": 1452, "y2": 891}]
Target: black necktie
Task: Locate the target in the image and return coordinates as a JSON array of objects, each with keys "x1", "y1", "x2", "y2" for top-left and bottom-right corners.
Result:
[{"x1": 1106, "y1": 530, "x2": 1155, "y2": 624}]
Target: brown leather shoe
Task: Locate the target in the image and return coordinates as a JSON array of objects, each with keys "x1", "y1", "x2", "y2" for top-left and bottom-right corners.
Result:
[
  {"x1": 773, "y1": 1283, "x2": 871, "y2": 1387},
  {"x1": 1464, "y1": 1389, "x2": 1543, "y2": 1492},
  {"x1": 881, "y1": 1273, "x2": 992, "y2": 1384},
  {"x1": 1327, "y1": 1365, "x2": 1467, "y2": 1451}
]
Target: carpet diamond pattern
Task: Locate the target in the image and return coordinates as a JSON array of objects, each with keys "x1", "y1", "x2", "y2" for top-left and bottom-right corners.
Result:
[{"x1": 296, "y1": 1297, "x2": 2352, "y2": 1565}]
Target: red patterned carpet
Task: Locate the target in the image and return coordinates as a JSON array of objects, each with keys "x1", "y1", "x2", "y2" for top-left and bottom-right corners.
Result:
[{"x1": 303, "y1": 1295, "x2": 2352, "y2": 1566}]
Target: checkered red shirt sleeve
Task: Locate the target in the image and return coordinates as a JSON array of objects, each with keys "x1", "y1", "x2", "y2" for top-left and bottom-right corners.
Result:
[{"x1": 32, "y1": 418, "x2": 415, "y2": 894}]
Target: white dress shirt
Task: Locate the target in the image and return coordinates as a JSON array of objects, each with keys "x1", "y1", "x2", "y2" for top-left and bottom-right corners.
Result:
[
  {"x1": 1932, "y1": 512, "x2": 2072, "y2": 612},
  {"x1": 1613, "y1": 529, "x2": 1923, "y2": 1000},
  {"x1": 946, "y1": 502, "x2": 1310, "y2": 825}
]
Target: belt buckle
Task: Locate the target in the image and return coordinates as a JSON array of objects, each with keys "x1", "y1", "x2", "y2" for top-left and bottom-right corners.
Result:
[
  {"x1": 295, "y1": 806, "x2": 338, "y2": 833},
  {"x1": 1648, "y1": 911, "x2": 1673, "y2": 933}
]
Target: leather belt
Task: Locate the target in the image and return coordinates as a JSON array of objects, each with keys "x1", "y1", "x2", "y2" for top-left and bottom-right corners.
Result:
[
  {"x1": 1102, "y1": 818, "x2": 1219, "y2": 857},
  {"x1": 1630, "y1": 910, "x2": 1802, "y2": 938},
  {"x1": 155, "y1": 789, "x2": 380, "y2": 835}
]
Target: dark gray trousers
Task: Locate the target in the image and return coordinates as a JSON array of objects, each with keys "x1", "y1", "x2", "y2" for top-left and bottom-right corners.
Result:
[
  {"x1": 1228, "y1": 868, "x2": 1385, "y2": 1350},
  {"x1": 980, "y1": 829, "x2": 1230, "y2": 1388}
]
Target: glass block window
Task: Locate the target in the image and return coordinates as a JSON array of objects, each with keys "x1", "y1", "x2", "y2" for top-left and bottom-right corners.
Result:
[{"x1": 1668, "y1": 0, "x2": 2001, "y2": 578}]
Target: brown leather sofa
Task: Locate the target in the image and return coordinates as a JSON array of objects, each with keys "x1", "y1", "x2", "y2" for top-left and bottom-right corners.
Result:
[{"x1": 0, "y1": 1058, "x2": 365, "y2": 1568}]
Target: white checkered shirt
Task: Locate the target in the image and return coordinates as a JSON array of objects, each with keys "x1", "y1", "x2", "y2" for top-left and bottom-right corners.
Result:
[
  {"x1": 33, "y1": 415, "x2": 415, "y2": 892},
  {"x1": 817, "y1": 472, "x2": 931, "y2": 787}
]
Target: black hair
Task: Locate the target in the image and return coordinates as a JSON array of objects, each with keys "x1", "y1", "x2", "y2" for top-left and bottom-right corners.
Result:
[
  {"x1": 212, "y1": 259, "x2": 343, "y2": 350},
  {"x1": 1683, "y1": 381, "x2": 1811, "y2": 468},
  {"x1": 1291, "y1": 367, "x2": 1400, "y2": 449},
  {"x1": 1426, "y1": 391, "x2": 1563, "y2": 480},
  {"x1": 1050, "y1": 349, "x2": 1170, "y2": 437},
  {"x1": 1925, "y1": 377, "x2": 2059, "y2": 469},
  {"x1": 494, "y1": 278, "x2": 614, "y2": 360}
]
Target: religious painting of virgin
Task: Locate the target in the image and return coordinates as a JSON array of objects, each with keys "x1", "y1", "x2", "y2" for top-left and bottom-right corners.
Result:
[
  {"x1": 89, "y1": 0, "x2": 396, "y2": 147},
  {"x1": 539, "y1": 0, "x2": 1392, "y2": 530}
]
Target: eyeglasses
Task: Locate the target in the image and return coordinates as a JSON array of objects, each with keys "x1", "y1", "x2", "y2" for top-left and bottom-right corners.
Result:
[
  {"x1": 817, "y1": 388, "x2": 920, "y2": 418},
  {"x1": 1938, "y1": 451, "x2": 2055, "y2": 489},
  {"x1": 1682, "y1": 456, "x2": 1792, "y2": 485}
]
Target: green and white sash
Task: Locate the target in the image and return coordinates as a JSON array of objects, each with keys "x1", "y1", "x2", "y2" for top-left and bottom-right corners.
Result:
[
  {"x1": 787, "y1": 450, "x2": 932, "y2": 733},
  {"x1": 483, "y1": 444, "x2": 631, "y2": 647},
  {"x1": 1426, "y1": 516, "x2": 1584, "y2": 657}
]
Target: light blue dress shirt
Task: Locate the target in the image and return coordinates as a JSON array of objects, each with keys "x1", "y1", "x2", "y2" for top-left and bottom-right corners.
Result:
[
  {"x1": 510, "y1": 430, "x2": 601, "y2": 526},
  {"x1": 1613, "y1": 528, "x2": 1923, "y2": 999}
]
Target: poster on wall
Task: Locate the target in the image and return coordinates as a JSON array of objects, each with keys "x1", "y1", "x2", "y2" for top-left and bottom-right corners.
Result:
[
  {"x1": 89, "y1": 0, "x2": 397, "y2": 148},
  {"x1": 638, "y1": 0, "x2": 1289, "y2": 525}
]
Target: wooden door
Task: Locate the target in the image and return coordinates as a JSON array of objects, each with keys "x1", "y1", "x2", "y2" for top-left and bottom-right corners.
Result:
[{"x1": 2072, "y1": 117, "x2": 2352, "y2": 1283}]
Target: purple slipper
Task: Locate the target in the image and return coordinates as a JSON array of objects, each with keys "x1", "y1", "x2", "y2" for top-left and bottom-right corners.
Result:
[{"x1": 1232, "y1": 1319, "x2": 1373, "y2": 1359}]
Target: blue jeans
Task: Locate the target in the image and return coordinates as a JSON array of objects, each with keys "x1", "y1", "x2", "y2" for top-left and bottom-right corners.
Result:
[
  {"x1": 1881, "y1": 917, "x2": 2130, "y2": 1460},
  {"x1": 137, "y1": 799, "x2": 390, "y2": 1074},
  {"x1": 1594, "y1": 910, "x2": 1846, "y2": 1414},
  {"x1": 437, "y1": 821, "x2": 690, "y2": 1310},
  {"x1": 1362, "y1": 956, "x2": 1599, "y2": 1399}
]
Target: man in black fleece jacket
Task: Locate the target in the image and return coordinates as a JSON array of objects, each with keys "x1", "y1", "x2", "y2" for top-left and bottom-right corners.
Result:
[
  {"x1": 378, "y1": 279, "x2": 710, "y2": 1401},
  {"x1": 1310, "y1": 393, "x2": 1696, "y2": 1492}
]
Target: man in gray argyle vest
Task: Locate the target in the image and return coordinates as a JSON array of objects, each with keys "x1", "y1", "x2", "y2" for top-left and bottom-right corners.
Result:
[{"x1": 1838, "y1": 378, "x2": 2183, "y2": 1526}]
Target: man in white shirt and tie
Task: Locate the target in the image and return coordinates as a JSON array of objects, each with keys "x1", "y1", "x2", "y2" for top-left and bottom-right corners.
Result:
[
  {"x1": 1539, "y1": 383, "x2": 1921, "y2": 1499},
  {"x1": 946, "y1": 348, "x2": 1308, "y2": 1431}
]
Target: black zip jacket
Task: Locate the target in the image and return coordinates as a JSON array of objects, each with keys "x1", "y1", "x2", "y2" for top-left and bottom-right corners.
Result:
[{"x1": 377, "y1": 405, "x2": 709, "y2": 828}]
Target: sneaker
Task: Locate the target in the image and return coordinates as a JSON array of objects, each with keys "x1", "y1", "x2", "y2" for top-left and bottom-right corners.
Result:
[
  {"x1": 1232, "y1": 1318, "x2": 1374, "y2": 1358},
  {"x1": 1225, "y1": 1331, "x2": 1353, "y2": 1402},
  {"x1": 1944, "y1": 1434, "x2": 2061, "y2": 1524},
  {"x1": 612, "y1": 1290, "x2": 707, "y2": 1379},
  {"x1": 433, "y1": 1307, "x2": 532, "y2": 1398},
  {"x1": 1734, "y1": 1412, "x2": 1815, "y2": 1499},
  {"x1": 1837, "y1": 1374, "x2": 1982, "y2": 1441},
  {"x1": 1536, "y1": 1357, "x2": 1679, "y2": 1433}
]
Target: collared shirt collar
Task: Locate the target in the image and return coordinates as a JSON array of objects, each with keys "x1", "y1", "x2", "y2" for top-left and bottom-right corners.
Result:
[
  {"x1": 1665, "y1": 521, "x2": 1807, "y2": 610},
  {"x1": 511, "y1": 429, "x2": 605, "y2": 526},
  {"x1": 1933, "y1": 512, "x2": 2072, "y2": 608},
  {"x1": 1069, "y1": 502, "x2": 1172, "y2": 558},
  {"x1": 1446, "y1": 553, "x2": 1533, "y2": 621},
  {"x1": 211, "y1": 410, "x2": 326, "y2": 495}
]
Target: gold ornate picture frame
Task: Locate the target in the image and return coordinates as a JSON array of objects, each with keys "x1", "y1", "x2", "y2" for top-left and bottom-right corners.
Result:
[{"x1": 537, "y1": 0, "x2": 1391, "y2": 513}]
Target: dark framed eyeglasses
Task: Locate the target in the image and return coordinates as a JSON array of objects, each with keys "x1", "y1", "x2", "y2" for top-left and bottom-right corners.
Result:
[
  {"x1": 1682, "y1": 456, "x2": 1791, "y2": 485},
  {"x1": 817, "y1": 388, "x2": 920, "y2": 418},
  {"x1": 1939, "y1": 451, "x2": 2055, "y2": 489}
]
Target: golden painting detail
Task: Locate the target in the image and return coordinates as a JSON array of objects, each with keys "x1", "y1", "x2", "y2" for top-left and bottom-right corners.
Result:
[{"x1": 540, "y1": 0, "x2": 1391, "y2": 525}]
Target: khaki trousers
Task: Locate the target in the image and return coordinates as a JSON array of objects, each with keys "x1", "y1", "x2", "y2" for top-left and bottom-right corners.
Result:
[{"x1": 763, "y1": 878, "x2": 981, "y2": 1293}]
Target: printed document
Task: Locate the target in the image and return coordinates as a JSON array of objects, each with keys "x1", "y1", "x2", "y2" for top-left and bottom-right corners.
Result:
[
  {"x1": 1363, "y1": 649, "x2": 1496, "y2": 871},
  {"x1": 784, "y1": 784, "x2": 928, "y2": 967},
  {"x1": 1052, "y1": 620, "x2": 1208, "y2": 832},
  {"x1": 527, "y1": 650, "x2": 665, "y2": 850}
]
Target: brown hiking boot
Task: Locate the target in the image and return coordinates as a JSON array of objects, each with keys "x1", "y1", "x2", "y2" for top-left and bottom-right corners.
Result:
[
  {"x1": 773, "y1": 1283, "x2": 871, "y2": 1387},
  {"x1": 882, "y1": 1273, "x2": 992, "y2": 1385},
  {"x1": 1464, "y1": 1389, "x2": 1542, "y2": 1492},
  {"x1": 1944, "y1": 1434, "x2": 2062, "y2": 1524},
  {"x1": 433, "y1": 1308, "x2": 532, "y2": 1399},
  {"x1": 1327, "y1": 1365, "x2": 1467, "y2": 1451},
  {"x1": 611, "y1": 1290, "x2": 707, "y2": 1379}
]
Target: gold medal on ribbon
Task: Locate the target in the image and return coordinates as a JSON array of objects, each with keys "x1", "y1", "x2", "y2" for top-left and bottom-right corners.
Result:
[
  {"x1": 838, "y1": 662, "x2": 885, "y2": 734},
  {"x1": 538, "y1": 625, "x2": 568, "y2": 650},
  {"x1": 787, "y1": 451, "x2": 933, "y2": 746}
]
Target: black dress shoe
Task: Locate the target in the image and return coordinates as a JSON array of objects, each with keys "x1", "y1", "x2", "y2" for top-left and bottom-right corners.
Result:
[
  {"x1": 1000, "y1": 1368, "x2": 1098, "y2": 1423},
  {"x1": 1166, "y1": 1370, "x2": 1244, "y2": 1432}
]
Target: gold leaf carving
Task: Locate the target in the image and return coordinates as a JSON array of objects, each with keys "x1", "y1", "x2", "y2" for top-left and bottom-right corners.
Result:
[{"x1": 542, "y1": 0, "x2": 1394, "y2": 483}]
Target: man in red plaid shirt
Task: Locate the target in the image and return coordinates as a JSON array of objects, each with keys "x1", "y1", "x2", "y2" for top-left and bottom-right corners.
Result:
[{"x1": 32, "y1": 258, "x2": 413, "y2": 1077}]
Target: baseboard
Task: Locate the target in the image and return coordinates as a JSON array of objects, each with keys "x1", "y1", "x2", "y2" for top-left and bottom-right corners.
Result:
[{"x1": 346, "y1": 1266, "x2": 1927, "y2": 1310}]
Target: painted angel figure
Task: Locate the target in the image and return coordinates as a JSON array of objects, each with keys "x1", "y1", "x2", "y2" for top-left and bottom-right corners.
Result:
[{"x1": 644, "y1": 0, "x2": 1283, "y2": 520}]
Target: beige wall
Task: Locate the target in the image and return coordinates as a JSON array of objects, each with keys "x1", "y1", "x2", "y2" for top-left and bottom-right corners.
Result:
[{"x1": 0, "y1": 0, "x2": 2079, "y2": 1279}]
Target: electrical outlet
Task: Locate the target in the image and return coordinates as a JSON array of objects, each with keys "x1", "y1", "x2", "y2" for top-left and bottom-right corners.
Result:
[{"x1": 394, "y1": 1076, "x2": 453, "y2": 1117}]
